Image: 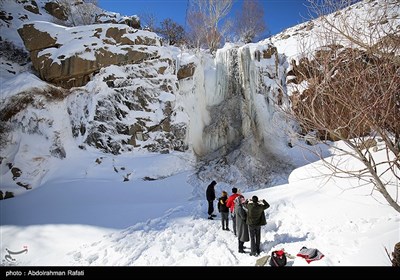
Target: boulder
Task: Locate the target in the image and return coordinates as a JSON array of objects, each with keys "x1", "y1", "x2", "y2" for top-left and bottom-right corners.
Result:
[
  {"x1": 44, "y1": 1, "x2": 68, "y2": 21},
  {"x1": 177, "y1": 62, "x2": 195, "y2": 80}
]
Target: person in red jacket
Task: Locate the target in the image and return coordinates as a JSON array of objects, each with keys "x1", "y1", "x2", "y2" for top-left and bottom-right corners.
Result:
[{"x1": 225, "y1": 187, "x2": 240, "y2": 236}]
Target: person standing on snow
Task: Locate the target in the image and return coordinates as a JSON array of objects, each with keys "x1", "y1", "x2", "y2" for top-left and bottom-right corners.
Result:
[
  {"x1": 206, "y1": 180, "x2": 217, "y2": 220},
  {"x1": 245, "y1": 195, "x2": 270, "y2": 256},
  {"x1": 226, "y1": 187, "x2": 240, "y2": 236},
  {"x1": 217, "y1": 190, "x2": 230, "y2": 230},
  {"x1": 234, "y1": 195, "x2": 250, "y2": 253}
]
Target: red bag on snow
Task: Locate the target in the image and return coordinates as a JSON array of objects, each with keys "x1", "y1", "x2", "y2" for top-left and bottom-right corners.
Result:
[
  {"x1": 270, "y1": 250, "x2": 287, "y2": 267},
  {"x1": 296, "y1": 246, "x2": 324, "y2": 263}
]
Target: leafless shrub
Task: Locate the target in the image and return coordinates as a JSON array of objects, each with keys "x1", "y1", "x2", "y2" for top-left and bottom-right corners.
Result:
[
  {"x1": 285, "y1": 0, "x2": 400, "y2": 212},
  {"x1": 0, "y1": 39, "x2": 29, "y2": 64}
]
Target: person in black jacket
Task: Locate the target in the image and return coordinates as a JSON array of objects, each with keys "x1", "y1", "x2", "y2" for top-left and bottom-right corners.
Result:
[
  {"x1": 217, "y1": 190, "x2": 229, "y2": 230},
  {"x1": 206, "y1": 180, "x2": 217, "y2": 220}
]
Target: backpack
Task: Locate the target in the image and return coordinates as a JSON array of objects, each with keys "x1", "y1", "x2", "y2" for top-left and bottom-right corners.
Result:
[{"x1": 269, "y1": 250, "x2": 287, "y2": 267}]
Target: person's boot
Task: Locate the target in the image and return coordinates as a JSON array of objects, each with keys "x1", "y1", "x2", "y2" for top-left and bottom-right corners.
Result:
[
  {"x1": 225, "y1": 222, "x2": 229, "y2": 231},
  {"x1": 238, "y1": 241, "x2": 245, "y2": 253},
  {"x1": 208, "y1": 215, "x2": 213, "y2": 220}
]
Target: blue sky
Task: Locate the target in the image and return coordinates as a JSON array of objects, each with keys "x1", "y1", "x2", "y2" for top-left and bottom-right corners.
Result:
[{"x1": 98, "y1": 0, "x2": 314, "y2": 36}]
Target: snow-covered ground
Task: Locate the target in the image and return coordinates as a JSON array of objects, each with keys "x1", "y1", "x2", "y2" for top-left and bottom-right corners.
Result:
[{"x1": 1, "y1": 141, "x2": 398, "y2": 267}]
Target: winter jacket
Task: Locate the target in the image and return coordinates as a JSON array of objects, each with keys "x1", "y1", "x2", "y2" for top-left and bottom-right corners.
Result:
[
  {"x1": 245, "y1": 199, "x2": 270, "y2": 226},
  {"x1": 218, "y1": 196, "x2": 229, "y2": 213},
  {"x1": 234, "y1": 196, "x2": 250, "y2": 242},
  {"x1": 206, "y1": 183, "x2": 216, "y2": 201},
  {"x1": 226, "y1": 193, "x2": 240, "y2": 213}
]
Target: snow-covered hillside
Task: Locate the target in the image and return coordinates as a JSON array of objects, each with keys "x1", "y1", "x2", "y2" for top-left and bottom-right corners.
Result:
[{"x1": 1, "y1": 0, "x2": 398, "y2": 196}]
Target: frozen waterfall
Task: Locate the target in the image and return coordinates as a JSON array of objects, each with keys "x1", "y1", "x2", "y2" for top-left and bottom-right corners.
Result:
[
  {"x1": 182, "y1": 43, "x2": 291, "y2": 160},
  {"x1": 178, "y1": 43, "x2": 295, "y2": 187}
]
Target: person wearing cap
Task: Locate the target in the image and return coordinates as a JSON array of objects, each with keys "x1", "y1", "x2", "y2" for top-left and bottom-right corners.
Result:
[
  {"x1": 206, "y1": 180, "x2": 217, "y2": 220},
  {"x1": 226, "y1": 187, "x2": 241, "y2": 236},
  {"x1": 245, "y1": 195, "x2": 270, "y2": 256}
]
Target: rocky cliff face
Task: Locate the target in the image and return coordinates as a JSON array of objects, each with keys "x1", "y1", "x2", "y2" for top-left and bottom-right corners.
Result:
[
  {"x1": 0, "y1": 1, "x2": 193, "y2": 192},
  {"x1": 67, "y1": 55, "x2": 188, "y2": 155},
  {"x1": 0, "y1": 0, "x2": 307, "y2": 193},
  {"x1": 18, "y1": 22, "x2": 161, "y2": 88},
  {"x1": 1, "y1": 0, "x2": 397, "y2": 195}
]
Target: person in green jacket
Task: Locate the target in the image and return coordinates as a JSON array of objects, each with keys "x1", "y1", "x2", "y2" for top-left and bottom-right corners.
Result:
[{"x1": 245, "y1": 195, "x2": 270, "y2": 256}]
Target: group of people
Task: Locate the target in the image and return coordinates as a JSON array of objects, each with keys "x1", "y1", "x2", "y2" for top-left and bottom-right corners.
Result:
[{"x1": 206, "y1": 180, "x2": 270, "y2": 256}]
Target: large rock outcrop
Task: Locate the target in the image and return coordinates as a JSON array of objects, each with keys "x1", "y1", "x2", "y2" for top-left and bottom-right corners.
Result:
[{"x1": 18, "y1": 21, "x2": 162, "y2": 88}]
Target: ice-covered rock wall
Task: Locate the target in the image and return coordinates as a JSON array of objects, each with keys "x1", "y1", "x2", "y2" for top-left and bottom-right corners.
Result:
[
  {"x1": 181, "y1": 43, "x2": 291, "y2": 161},
  {"x1": 202, "y1": 45, "x2": 245, "y2": 155},
  {"x1": 177, "y1": 42, "x2": 294, "y2": 187},
  {"x1": 239, "y1": 43, "x2": 292, "y2": 156}
]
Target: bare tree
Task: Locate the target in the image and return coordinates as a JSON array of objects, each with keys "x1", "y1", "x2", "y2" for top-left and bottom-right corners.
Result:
[
  {"x1": 235, "y1": 0, "x2": 267, "y2": 43},
  {"x1": 156, "y1": 18, "x2": 185, "y2": 46},
  {"x1": 186, "y1": 10, "x2": 207, "y2": 49},
  {"x1": 186, "y1": 0, "x2": 232, "y2": 53},
  {"x1": 285, "y1": 0, "x2": 400, "y2": 212},
  {"x1": 139, "y1": 12, "x2": 157, "y2": 32}
]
